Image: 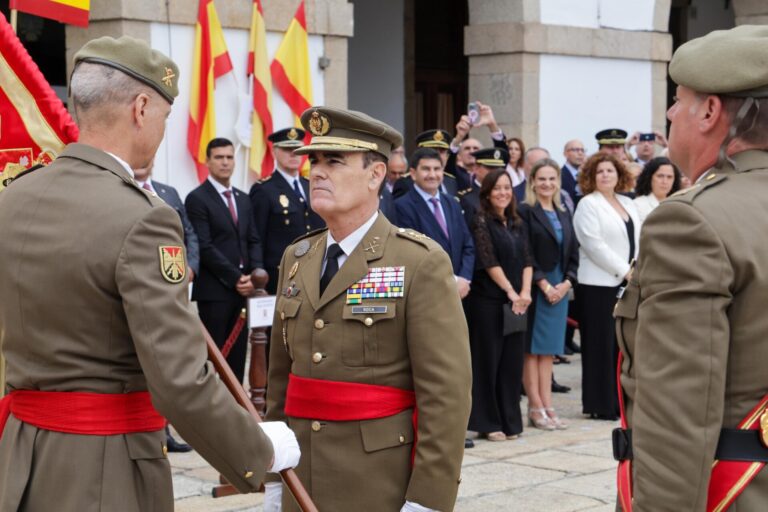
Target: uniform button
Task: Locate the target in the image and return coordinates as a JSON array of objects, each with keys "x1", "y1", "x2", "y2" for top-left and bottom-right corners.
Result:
[
  {"x1": 364, "y1": 317, "x2": 373, "y2": 327},
  {"x1": 162, "y1": 445, "x2": 168, "y2": 456},
  {"x1": 706, "y1": 173, "x2": 717, "y2": 181},
  {"x1": 311, "y1": 421, "x2": 322, "y2": 432},
  {"x1": 244, "y1": 470, "x2": 254, "y2": 479},
  {"x1": 305, "y1": 212, "x2": 309, "y2": 217},
  {"x1": 283, "y1": 209, "x2": 289, "y2": 214},
  {"x1": 314, "y1": 318, "x2": 325, "y2": 329},
  {"x1": 306, "y1": 225, "x2": 311, "y2": 230},
  {"x1": 280, "y1": 311, "x2": 286, "y2": 320},
  {"x1": 398, "y1": 434, "x2": 405, "y2": 444},
  {"x1": 312, "y1": 352, "x2": 323, "y2": 363},
  {"x1": 285, "y1": 219, "x2": 290, "y2": 225},
  {"x1": 398, "y1": 228, "x2": 406, "y2": 233}
]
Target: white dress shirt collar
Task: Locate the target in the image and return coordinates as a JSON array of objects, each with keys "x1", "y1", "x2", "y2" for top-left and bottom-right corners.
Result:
[
  {"x1": 106, "y1": 152, "x2": 134, "y2": 179},
  {"x1": 325, "y1": 212, "x2": 379, "y2": 269},
  {"x1": 207, "y1": 176, "x2": 232, "y2": 194}
]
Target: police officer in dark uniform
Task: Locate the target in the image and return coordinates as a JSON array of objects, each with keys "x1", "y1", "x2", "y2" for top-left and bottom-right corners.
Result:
[
  {"x1": 392, "y1": 129, "x2": 459, "y2": 198},
  {"x1": 249, "y1": 128, "x2": 325, "y2": 294}
]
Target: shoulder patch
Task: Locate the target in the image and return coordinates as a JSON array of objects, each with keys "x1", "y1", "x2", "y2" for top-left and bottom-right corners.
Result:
[
  {"x1": 159, "y1": 245, "x2": 186, "y2": 283},
  {"x1": 666, "y1": 173, "x2": 728, "y2": 204}
]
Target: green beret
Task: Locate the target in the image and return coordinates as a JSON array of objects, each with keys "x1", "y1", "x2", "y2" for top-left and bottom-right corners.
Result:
[
  {"x1": 74, "y1": 36, "x2": 179, "y2": 104},
  {"x1": 294, "y1": 106, "x2": 403, "y2": 159},
  {"x1": 670, "y1": 25, "x2": 768, "y2": 98}
]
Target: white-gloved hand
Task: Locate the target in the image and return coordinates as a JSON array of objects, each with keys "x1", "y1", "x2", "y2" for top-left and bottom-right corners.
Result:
[
  {"x1": 263, "y1": 481, "x2": 283, "y2": 512},
  {"x1": 258, "y1": 421, "x2": 301, "y2": 473},
  {"x1": 400, "y1": 501, "x2": 436, "y2": 512}
]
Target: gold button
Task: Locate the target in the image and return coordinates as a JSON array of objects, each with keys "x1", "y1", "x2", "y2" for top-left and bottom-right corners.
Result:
[
  {"x1": 244, "y1": 470, "x2": 254, "y2": 479},
  {"x1": 706, "y1": 173, "x2": 717, "y2": 181},
  {"x1": 314, "y1": 318, "x2": 325, "y2": 329},
  {"x1": 364, "y1": 317, "x2": 373, "y2": 327},
  {"x1": 398, "y1": 228, "x2": 406, "y2": 233},
  {"x1": 311, "y1": 421, "x2": 321, "y2": 432},
  {"x1": 398, "y1": 434, "x2": 405, "y2": 444},
  {"x1": 285, "y1": 219, "x2": 290, "y2": 225},
  {"x1": 280, "y1": 311, "x2": 286, "y2": 320},
  {"x1": 162, "y1": 445, "x2": 168, "y2": 456},
  {"x1": 312, "y1": 352, "x2": 323, "y2": 363}
]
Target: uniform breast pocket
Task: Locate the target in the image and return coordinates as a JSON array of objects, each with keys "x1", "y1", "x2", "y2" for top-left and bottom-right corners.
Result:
[
  {"x1": 341, "y1": 302, "x2": 398, "y2": 366},
  {"x1": 277, "y1": 297, "x2": 302, "y2": 360}
]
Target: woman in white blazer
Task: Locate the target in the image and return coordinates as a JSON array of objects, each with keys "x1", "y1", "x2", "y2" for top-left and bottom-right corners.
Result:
[
  {"x1": 632, "y1": 157, "x2": 682, "y2": 224},
  {"x1": 573, "y1": 153, "x2": 640, "y2": 420}
]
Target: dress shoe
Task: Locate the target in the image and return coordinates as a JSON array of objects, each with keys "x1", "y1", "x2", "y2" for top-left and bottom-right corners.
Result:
[
  {"x1": 464, "y1": 438, "x2": 475, "y2": 449},
  {"x1": 563, "y1": 345, "x2": 574, "y2": 355},
  {"x1": 551, "y1": 380, "x2": 571, "y2": 393},
  {"x1": 566, "y1": 340, "x2": 581, "y2": 353},
  {"x1": 554, "y1": 355, "x2": 570, "y2": 365},
  {"x1": 166, "y1": 430, "x2": 192, "y2": 453}
]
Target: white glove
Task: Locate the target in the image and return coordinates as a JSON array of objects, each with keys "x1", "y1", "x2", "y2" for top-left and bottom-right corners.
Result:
[
  {"x1": 258, "y1": 421, "x2": 301, "y2": 473},
  {"x1": 263, "y1": 481, "x2": 283, "y2": 512},
  {"x1": 400, "y1": 501, "x2": 436, "y2": 512}
]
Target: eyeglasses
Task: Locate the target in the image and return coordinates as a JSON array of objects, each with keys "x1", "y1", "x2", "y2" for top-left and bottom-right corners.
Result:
[{"x1": 567, "y1": 148, "x2": 585, "y2": 153}]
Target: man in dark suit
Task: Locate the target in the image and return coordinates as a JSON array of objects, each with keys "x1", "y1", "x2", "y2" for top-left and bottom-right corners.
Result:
[
  {"x1": 395, "y1": 147, "x2": 474, "y2": 298},
  {"x1": 249, "y1": 128, "x2": 324, "y2": 295},
  {"x1": 186, "y1": 138, "x2": 263, "y2": 383},
  {"x1": 561, "y1": 139, "x2": 585, "y2": 207}
]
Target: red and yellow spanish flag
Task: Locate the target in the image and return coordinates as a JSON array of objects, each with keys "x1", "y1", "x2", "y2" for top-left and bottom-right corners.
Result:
[
  {"x1": 0, "y1": 11, "x2": 78, "y2": 188},
  {"x1": 9, "y1": 0, "x2": 90, "y2": 28},
  {"x1": 187, "y1": 0, "x2": 233, "y2": 183},
  {"x1": 270, "y1": 0, "x2": 312, "y2": 123},
  {"x1": 247, "y1": 0, "x2": 274, "y2": 178}
]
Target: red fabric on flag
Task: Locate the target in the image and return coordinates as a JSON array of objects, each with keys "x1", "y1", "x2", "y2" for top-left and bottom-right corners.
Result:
[{"x1": 9, "y1": 0, "x2": 90, "y2": 28}]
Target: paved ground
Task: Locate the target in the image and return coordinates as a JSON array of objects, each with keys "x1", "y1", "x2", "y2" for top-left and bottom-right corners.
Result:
[{"x1": 172, "y1": 353, "x2": 620, "y2": 511}]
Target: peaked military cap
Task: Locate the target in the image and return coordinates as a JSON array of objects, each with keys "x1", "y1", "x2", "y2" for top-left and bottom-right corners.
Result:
[
  {"x1": 596, "y1": 128, "x2": 627, "y2": 145},
  {"x1": 416, "y1": 129, "x2": 451, "y2": 149},
  {"x1": 670, "y1": 25, "x2": 768, "y2": 98},
  {"x1": 294, "y1": 106, "x2": 403, "y2": 159},
  {"x1": 74, "y1": 36, "x2": 179, "y2": 104},
  {"x1": 269, "y1": 127, "x2": 306, "y2": 148},
  {"x1": 472, "y1": 147, "x2": 509, "y2": 168}
]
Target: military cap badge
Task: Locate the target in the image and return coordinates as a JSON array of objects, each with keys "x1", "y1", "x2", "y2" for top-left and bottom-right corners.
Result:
[
  {"x1": 493, "y1": 149, "x2": 501, "y2": 160},
  {"x1": 288, "y1": 128, "x2": 298, "y2": 140},
  {"x1": 162, "y1": 67, "x2": 175, "y2": 88},
  {"x1": 158, "y1": 245, "x2": 186, "y2": 283},
  {"x1": 308, "y1": 111, "x2": 330, "y2": 136},
  {"x1": 434, "y1": 131, "x2": 445, "y2": 142}
]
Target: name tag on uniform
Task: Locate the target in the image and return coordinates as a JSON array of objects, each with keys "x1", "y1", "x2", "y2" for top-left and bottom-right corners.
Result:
[
  {"x1": 346, "y1": 266, "x2": 405, "y2": 304},
  {"x1": 350, "y1": 306, "x2": 388, "y2": 314}
]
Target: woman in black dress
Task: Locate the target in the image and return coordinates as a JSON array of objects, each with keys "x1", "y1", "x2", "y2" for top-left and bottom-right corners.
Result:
[{"x1": 466, "y1": 170, "x2": 533, "y2": 441}]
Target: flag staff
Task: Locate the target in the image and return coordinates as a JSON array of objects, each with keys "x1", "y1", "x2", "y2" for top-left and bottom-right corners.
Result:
[{"x1": 10, "y1": 9, "x2": 17, "y2": 33}]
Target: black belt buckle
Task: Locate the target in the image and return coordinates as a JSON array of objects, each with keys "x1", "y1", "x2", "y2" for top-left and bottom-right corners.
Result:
[{"x1": 612, "y1": 428, "x2": 633, "y2": 461}]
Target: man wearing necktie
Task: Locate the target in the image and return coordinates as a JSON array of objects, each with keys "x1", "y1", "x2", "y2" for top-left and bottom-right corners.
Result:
[
  {"x1": 185, "y1": 138, "x2": 264, "y2": 384},
  {"x1": 249, "y1": 128, "x2": 324, "y2": 295},
  {"x1": 264, "y1": 107, "x2": 471, "y2": 512}
]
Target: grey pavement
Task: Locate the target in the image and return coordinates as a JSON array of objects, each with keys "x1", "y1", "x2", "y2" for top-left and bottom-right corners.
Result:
[{"x1": 172, "y1": 352, "x2": 619, "y2": 511}]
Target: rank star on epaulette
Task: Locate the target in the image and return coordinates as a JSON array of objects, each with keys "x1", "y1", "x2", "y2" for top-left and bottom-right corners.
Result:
[{"x1": 158, "y1": 245, "x2": 186, "y2": 283}]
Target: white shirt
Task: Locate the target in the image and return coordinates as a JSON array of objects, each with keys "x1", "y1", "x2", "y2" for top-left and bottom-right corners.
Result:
[
  {"x1": 275, "y1": 167, "x2": 305, "y2": 202},
  {"x1": 506, "y1": 166, "x2": 526, "y2": 187},
  {"x1": 207, "y1": 176, "x2": 238, "y2": 218},
  {"x1": 322, "y1": 212, "x2": 379, "y2": 273},
  {"x1": 413, "y1": 183, "x2": 448, "y2": 225},
  {"x1": 633, "y1": 193, "x2": 660, "y2": 225},
  {"x1": 106, "y1": 152, "x2": 134, "y2": 179}
]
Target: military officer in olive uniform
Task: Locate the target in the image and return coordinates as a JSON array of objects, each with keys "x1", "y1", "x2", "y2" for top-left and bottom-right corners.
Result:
[
  {"x1": 249, "y1": 128, "x2": 324, "y2": 295},
  {"x1": 614, "y1": 26, "x2": 768, "y2": 511},
  {"x1": 263, "y1": 107, "x2": 472, "y2": 512},
  {"x1": 0, "y1": 36, "x2": 299, "y2": 511}
]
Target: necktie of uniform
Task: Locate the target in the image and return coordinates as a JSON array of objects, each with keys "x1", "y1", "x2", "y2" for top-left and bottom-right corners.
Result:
[
  {"x1": 223, "y1": 190, "x2": 238, "y2": 225},
  {"x1": 293, "y1": 178, "x2": 305, "y2": 203},
  {"x1": 320, "y1": 243, "x2": 344, "y2": 295},
  {"x1": 429, "y1": 197, "x2": 449, "y2": 239}
]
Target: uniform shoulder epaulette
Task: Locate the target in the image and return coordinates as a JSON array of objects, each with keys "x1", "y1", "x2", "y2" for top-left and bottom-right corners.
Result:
[
  {"x1": 457, "y1": 187, "x2": 472, "y2": 197},
  {"x1": 444, "y1": 171, "x2": 455, "y2": 179},
  {"x1": 290, "y1": 227, "x2": 328, "y2": 246},
  {"x1": 666, "y1": 173, "x2": 728, "y2": 203},
  {"x1": 3, "y1": 164, "x2": 44, "y2": 187},
  {"x1": 394, "y1": 227, "x2": 432, "y2": 249}
]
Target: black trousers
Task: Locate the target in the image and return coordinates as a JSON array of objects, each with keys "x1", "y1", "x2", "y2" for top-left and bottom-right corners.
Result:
[
  {"x1": 576, "y1": 284, "x2": 620, "y2": 417},
  {"x1": 466, "y1": 295, "x2": 525, "y2": 436},
  {"x1": 198, "y1": 297, "x2": 249, "y2": 384}
]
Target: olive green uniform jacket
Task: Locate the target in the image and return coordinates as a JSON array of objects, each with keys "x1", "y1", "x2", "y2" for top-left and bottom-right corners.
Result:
[
  {"x1": 265, "y1": 214, "x2": 472, "y2": 511},
  {"x1": 615, "y1": 150, "x2": 768, "y2": 511},
  {"x1": 0, "y1": 144, "x2": 273, "y2": 512}
]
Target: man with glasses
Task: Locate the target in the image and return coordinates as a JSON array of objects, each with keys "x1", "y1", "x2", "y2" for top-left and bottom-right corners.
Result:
[{"x1": 562, "y1": 140, "x2": 586, "y2": 206}]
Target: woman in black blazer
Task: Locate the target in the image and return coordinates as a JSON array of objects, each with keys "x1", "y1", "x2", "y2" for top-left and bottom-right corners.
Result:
[{"x1": 518, "y1": 158, "x2": 579, "y2": 430}]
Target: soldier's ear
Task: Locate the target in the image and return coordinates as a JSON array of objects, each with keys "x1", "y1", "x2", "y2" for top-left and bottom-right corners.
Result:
[
  {"x1": 132, "y1": 92, "x2": 151, "y2": 128},
  {"x1": 368, "y1": 161, "x2": 386, "y2": 192}
]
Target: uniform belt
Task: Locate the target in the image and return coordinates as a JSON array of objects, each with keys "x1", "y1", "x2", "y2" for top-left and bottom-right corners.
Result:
[
  {"x1": 0, "y1": 390, "x2": 165, "y2": 439},
  {"x1": 613, "y1": 428, "x2": 768, "y2": 463}
]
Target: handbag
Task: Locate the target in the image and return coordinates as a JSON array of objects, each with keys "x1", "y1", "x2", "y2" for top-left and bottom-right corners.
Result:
[{"x1": 502, "y1": 303, "x2": 527, "y2": 335}]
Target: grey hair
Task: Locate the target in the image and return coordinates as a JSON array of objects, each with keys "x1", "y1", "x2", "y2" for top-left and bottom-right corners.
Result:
[{"x1": 70, "y1": 62, "x2": 154, "y2": 123}]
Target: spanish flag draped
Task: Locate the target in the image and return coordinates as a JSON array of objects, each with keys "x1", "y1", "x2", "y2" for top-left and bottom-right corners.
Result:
[
  {"x1": 187, "y1": 0, "x2": 233, "y2": 183},
  {"x1": 9, "y1": 0, "x2": 90, "y2": 28},
  {"x1": 246, "y1": 0, "x2": 274, "y2": 178},
  {"x1": 0, "y1": 11, "x2": 78, "y2": 188},
  {"x1": 270, "y1": 0, "x2": 312, "y2": 123}
]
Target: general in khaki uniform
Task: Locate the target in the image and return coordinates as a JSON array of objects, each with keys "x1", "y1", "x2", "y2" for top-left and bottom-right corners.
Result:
[
  {"x1": 614, "y1": 26, "x2": 768, "y2": 511},
  {"x1": 0, "y1": 37, "x2": 293, "y2": 511},
  {"x1": 265, "y1": 108, "x2": 472, "y2": 511}
]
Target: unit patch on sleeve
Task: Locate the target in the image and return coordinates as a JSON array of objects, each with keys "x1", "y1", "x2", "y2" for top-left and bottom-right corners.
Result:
[{"x1": 158, "y1": 245, "x2": 186, "y2": 283}]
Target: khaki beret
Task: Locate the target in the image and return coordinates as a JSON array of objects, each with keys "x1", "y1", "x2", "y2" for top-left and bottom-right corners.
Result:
[
  {"x1": 670, "y1": 25, "x2": 768, "y2": 98},
  {"x1": 294, "y1": 106, "x2": 403, "y2": 159},
  {"x1": 74, "y1": 36, "x2": 179, "y2": 104}
]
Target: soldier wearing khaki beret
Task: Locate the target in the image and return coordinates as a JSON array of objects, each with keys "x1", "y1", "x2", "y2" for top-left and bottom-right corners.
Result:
[
  {"x1": 263, "y1": 106, "x2": 472, "y2": 511},
  {"x1": 614, "y1": 25, "x2": 768, "y2": 511},
  {"x1": 0, "y1": 36, "x2": 299, "y2": 511}
]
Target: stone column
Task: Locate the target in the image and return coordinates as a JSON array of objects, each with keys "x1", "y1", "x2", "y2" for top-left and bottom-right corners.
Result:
[{"x1": 733, "y1": 0, "x2": 768, "y2": 25}]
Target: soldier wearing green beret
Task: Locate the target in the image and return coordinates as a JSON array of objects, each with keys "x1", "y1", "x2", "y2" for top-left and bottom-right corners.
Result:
[
  {"x1": 0, "y1": 36, "x2": 299, "y2": 511},
  {"x1": 264, "y1": 106, "x2": 472, "y2": 512},
  {"x1": 614, "y1": 25, "x2": 768, "y2": 511}
]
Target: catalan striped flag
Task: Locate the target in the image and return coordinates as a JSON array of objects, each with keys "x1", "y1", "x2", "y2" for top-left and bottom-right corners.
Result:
[
  {"x1": 270, "y1": 0, "x2": 312, "y2": 125},
  {"x1": 187, "y1": 0, "x2": 233, "y2": 183},
  {"x1": 246, "y1": 0, "x2": 274, "y2": 178},
  {"x1": 0, "y1": 11, "x2": 78, "y2": 188},
  {"x1": 9, "y1": 0, "x2": 90, "y2": 27}
]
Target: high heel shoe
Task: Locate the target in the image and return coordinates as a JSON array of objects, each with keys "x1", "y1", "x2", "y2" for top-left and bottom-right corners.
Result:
[
  {"x1": 528, "y1": 408, "x2": 555, "y2": 431},
  {"x1": 545, "y1": 408, "x2": 568, "y2": 430}
]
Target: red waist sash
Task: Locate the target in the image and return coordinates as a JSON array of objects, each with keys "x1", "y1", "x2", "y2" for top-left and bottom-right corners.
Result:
[{"x1": 0, "y1": 390, "x2": 165, "y2": 439}]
